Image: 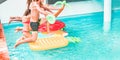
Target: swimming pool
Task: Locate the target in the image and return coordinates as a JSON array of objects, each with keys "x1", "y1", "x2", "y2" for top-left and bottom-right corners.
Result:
[{"x1": 3, "y1": 9, "x2": 120, "y2": 60}]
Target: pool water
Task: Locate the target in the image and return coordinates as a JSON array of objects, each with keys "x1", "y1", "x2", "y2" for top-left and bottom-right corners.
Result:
[{"x1": 3, "y1": 10, "x2": 120, "y2": 60}]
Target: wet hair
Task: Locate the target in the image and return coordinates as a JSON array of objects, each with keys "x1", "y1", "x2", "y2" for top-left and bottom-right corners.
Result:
[
  {"x1": 23, "y1": 0, "x2": 32, "y2": 16},
  {"x1": 32, "y1": 0, "x2": 38, "y2": 1},
  {"x1": 27, "y1": 0, "x2": 32, "y2": 9}
]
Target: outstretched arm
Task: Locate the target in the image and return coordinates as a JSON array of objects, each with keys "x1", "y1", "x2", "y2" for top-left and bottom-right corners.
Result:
[
  {"x1": 41, "y1": 5, "x2": 54, "y2": 13},
  {"x1": 8, "y1": 17, "x2": 22, "y2": 24},
  {"x1": 54, "y1": 4, "x2": 65, "y2": 17},
  {"x1": 36, "y1": 5, "x2": 49, "y2": 16},
  {"x1": 45, "y1": 4, "x2": 59, "y2": 10}
]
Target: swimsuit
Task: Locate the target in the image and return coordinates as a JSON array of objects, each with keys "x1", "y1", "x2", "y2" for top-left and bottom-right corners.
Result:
[
  {"x1": 22, "y1": 20, "x2": 30, "y2": 24},
  {"x1": 22, "y1": 19, "x2": 30, "y2": 32},
  {"x1": 30, "y1": 22, "x2": 39, "y2": 31},
  {"x1": 29, "y1": 2, "x2": 41, "y2": 31}
]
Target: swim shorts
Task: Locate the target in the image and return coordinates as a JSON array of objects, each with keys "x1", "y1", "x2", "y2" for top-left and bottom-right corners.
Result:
[{"x1": 30, "y1": 22, "x2": 39, "y2": 31}]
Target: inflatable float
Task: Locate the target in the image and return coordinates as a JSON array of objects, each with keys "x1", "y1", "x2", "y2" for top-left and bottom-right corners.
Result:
[
  {"x1": 29, "y1": 35, "x2": 68, "y2": 51},
  {"x1": 29, "y1": 35, "x2": 81, "y2": 51},
  {"x1": 38, "y1": 20, "x2": 65, "y2": 32},
  {"x1": 28, "y1": 1, "x2": 80, "y2": 51},
  {"x1": 13, "y1": 0, "x2": 81, "y2": 51}
]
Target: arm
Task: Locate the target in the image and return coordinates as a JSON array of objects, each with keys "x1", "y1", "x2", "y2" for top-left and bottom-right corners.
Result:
[
  {"x1": 54, "y1": 4, "x2": 65, "y2": 17},
  {"x1": 36, "y1": 4, "x2": 49, "y2": 16},
  {"x1": 42, "y1": 5, "x2": 53, "y2": 13},
  {"x1": 10, "y1": 16, "x2": 21, "y2": 19},
  {"x1": 45, "y1": 4, "x2": 59, "y2": 10},
  {"x1": 8, "y1": 17, "x2": 22, "y2": 24}
]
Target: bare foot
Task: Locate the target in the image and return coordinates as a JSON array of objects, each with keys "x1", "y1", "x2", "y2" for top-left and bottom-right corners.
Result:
[
  {"x1": 14, "y1": 41, "x2": 21, "y2": 48},
  {"x1": 8, "y1": 19, "x2": 12, "y2": 24},
  {"x1": 14, "y1": 43, "x2": 18, "y2": 48},
  {"x1": 14, "y1": 36, "x2": 25, "y2": 48},
  {"x1": 14, "y1": 39, "x2": 24, "y2": 48}
]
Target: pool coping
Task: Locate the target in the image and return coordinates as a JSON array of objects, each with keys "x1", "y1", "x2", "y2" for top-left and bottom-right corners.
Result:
[{"x1": 0, "y1": 23, "x2": 10, "y2": 60}]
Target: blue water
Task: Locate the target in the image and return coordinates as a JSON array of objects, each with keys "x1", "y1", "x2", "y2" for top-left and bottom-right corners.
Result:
[
  {"x1": 95, "y1": 0, "x2": 120, "y2": 9},
  {"x1": 3, "y1": 10, "x2": 120, "y2": 60}
]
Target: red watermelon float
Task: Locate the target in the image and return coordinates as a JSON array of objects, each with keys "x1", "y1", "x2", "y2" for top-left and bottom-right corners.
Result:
[{"x1": 38, "y1": 20, "x2": 65, "y2": 32}]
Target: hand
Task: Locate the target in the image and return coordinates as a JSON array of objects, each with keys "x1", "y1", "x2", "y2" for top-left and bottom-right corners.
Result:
[{"x1": 8, "y1": 19, "x2": 12, "y2": 24}]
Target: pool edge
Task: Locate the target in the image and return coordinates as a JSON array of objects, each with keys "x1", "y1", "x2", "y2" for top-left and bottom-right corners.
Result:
[{"x1": 0, "y1": 23, "x2": 10, "y2": 60}]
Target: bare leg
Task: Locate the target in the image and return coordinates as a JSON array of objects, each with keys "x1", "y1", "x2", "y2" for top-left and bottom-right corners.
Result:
[
  {"x1": 15, "y1": 27, "x2": 23, "y2": 32},
  {"x1": 15, "y1": 32, "x2": 31, "y2": 43},
  {"x1": 14, "y1": 32, "x2": 38, "y2": 48},
  {"x1": 16, "y1": 36, "x2": 25, "y2": 42},
  {"x1": 22, "y1": 31, "x2": 31, "y2": 38}
]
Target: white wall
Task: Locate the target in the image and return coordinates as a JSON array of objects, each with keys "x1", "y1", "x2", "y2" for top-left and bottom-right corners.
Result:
[
  {"x1": 0, "y1": 0, "x2": 26, "y2": 23},
  {"x1": 0, "y1": 0, "x2": 103, "y2": 23}
]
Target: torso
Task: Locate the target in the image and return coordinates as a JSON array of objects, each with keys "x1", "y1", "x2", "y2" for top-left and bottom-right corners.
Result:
[
  {"x1": 22, "y1": 16, "x2": 31, "y2": 31},
  {"x1": 29, "y1": 2, "x2": 39, "y2": 22}
]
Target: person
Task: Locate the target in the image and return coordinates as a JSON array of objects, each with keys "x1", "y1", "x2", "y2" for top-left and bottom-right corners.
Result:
[
  {"x1": 14, "y1": 8, "x2": 32, "y2": 46},
  {"x1": 8, "y1": 10, "x2": 31, "y2": 32},
  {"x1": 14, "y1": 0, "x2": 49, "y2": 48},
  {"x1": 9, "y1": 0, "x2": 60, "y2": 32},
  {"x1": 8, "y1": 0, "x2": 32, "y2": 47},
  {"x1": 8, "y1": 0, "x2": 59, "y2": 25},
  {"x1": 8, "y1": 0, "x2": 33, "y2": 32},
  {"x1": 10, "y1": 0, "x2": 67, "y2": 48},
  {"x1": 9, "y1": 0, "x2": 67, "y2": 35}
]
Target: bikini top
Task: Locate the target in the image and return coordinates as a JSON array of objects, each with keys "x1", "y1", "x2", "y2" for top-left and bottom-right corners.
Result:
[
  {"x1": 22, "y1": 16, "x2": 30, "y2": 24},
  {"x1": 23, "y1": 20, "x2": 30, "y2": 24}
]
